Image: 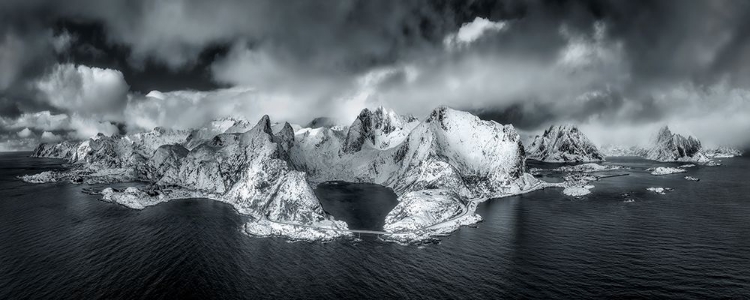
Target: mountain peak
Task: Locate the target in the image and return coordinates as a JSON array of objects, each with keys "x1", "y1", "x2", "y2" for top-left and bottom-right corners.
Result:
[
  {"x1": 646, "y1": 126, "x2": 706, "y2": 162},
  {"x1": 527, "y1": 124, "x2": 603, "y2": 162},
  {"x1": 357, "y1": 108, "x2": 372, "y2": 118},
  {"x1": 254, "y1": 115, "x2": 273, "y2": 135},
  {"x1": 342, "y1": 106, "x2": 419, "y2": 153},
  {"x1": 656, "y1": 125, "x2": 672, "y2": 139},
  {"x1": 425, "y1": 105, "x2": 456, "y2": 128},
  {"x1": 427, "y1": 105, "x2": 451, "y2": 119}
]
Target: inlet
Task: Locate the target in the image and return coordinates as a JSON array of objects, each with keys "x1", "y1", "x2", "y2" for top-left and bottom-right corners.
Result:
[{"x1": 314, "y1": 181, "x2": 398, "y2": 231}]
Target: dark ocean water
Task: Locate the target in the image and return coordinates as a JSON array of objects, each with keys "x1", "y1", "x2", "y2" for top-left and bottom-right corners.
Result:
[
  {"x1": 1, "y1": 152, "x2": 750, "y2": 299},
  {"x1": 315, "y1": 181, "x2": 398, "y2": 231}
]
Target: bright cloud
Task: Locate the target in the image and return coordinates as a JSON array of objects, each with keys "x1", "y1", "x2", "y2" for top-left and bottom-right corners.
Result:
[
  {"x1": 443, "y1": 17, "x2": 507, "y2": 49},
  {"x1": 35, "y1": 64, "x2": 129, "y2": 119},
  {"x1": 1, "y1": 110, "x2": 119, "y2": 141},
  {"x1": 16, "y1": 127, "x2": 33, "y2": 138},
  {"x1": 41, "y1": 131, "x2": 63, "y2": 142},
  {"x1": 68, "y1": 114, "x2": 119, "y2": 139},
  {"x1": 1, "y1": 111, "x2": 70, "y2": 131}
]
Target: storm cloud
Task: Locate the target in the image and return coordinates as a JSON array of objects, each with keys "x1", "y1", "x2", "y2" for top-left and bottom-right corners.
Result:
[{"x1": 1, "y1": 0, "x2": 750, "y2": 150}]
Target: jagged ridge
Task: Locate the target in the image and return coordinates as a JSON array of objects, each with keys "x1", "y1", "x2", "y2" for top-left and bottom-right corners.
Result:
[{"x1": 644, "y1": 126, "x2": 708, "y2": 162}]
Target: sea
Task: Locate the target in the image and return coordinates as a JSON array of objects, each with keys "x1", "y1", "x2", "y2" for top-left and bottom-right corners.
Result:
[{"x1": 1, "y1": 152, "x2": 749, "y2": 299}]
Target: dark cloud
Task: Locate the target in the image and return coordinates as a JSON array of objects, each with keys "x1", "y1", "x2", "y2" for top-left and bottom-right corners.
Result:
[
  {"x1": 0, "y1": 97, "x2": 22, "y2": 118},
  {"x1": 1, "y1": 0, "x2": 748, "y2": 86},
  {"x1": 477, "y1": 102, "x2": 557, "y2": 130},
  {"x1": 52, "y1": 20, "x2": 230, "y2": 94}
]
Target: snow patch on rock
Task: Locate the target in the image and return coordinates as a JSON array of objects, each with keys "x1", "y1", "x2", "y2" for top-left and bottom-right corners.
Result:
[
  {"x1": 553, "y1": 163, "x2": 625, "y2": 173},
  {"x1": 563, "y1": 185, "x2": 594, "y2": 197},
  {"x1": 647, "y1": 187, "x2": 673, "y2": 194},
  {"x1": 648, "y1": 167, "x2": 686, "y2": 175}
]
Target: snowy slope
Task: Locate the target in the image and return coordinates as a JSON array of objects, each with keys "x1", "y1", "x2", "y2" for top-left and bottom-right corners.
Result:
[
  {"x1": 184, "y1": 117, "x2": 252, "y2": 149},
  {"x1": 31, "y1": 140, "x2": 85, "y2": 161}
]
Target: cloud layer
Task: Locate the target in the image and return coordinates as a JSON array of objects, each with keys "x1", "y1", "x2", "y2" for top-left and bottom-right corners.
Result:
[{"x1": 1, "y1": 0, "x2": 750, "y2": 150}]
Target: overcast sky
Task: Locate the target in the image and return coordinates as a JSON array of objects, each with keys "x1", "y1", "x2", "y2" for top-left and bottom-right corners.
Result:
[{"x1": 1, "y1": 0, "x2": 750, "y2": 151}]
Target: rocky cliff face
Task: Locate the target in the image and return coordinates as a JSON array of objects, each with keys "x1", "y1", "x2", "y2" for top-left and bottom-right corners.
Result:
[
  {"x1": 526, "y1": 125, "x2": 604, "y2": 162},
  {"x1": 145, "y1": 144, "x2": 189, "y2": 183},
  {"x1": 645, "y1": 126, "x2": 708, "y2": 162},
  {"x1": 31, "y1": 140, "x2": 83, "y2": 161},
  {"x1": 342, "y1": 106, "x2": 419, "y2": 153}
]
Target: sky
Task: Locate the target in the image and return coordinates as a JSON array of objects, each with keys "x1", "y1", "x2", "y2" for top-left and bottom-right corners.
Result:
[{"x1": 1, "y1": 0, "x2": 750, "y2": 151}]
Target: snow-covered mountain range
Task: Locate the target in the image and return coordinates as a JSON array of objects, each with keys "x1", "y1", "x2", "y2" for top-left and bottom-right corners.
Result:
[
  {"x1": 703, "y1": 146, "x2": 744, "y2": 158},
  {"x1": 598, "y1": 144, "x2": 645, "y2": 157},
  {"x1": 24, "y1": 106, "x2": 548, "y2": 242},
  {"x1": 525, "y1": 125, "x2": 604, "y2": 162},
  {"x1": 25, "y1": 105, "x2": 740, "y2": 242},
  {"x1": 599, "y1": 126, "x2": 741, "y2": 162}
]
